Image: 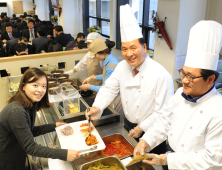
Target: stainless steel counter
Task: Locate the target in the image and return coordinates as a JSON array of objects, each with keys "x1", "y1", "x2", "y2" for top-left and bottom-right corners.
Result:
[{"x1": 30, "y1": 99, "x2": 162, "y2": 170}]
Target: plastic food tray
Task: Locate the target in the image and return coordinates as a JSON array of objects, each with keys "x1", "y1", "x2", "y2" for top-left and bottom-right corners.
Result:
[{"x1": 55, "y1": 120, "x2": 105, "y2": 155}]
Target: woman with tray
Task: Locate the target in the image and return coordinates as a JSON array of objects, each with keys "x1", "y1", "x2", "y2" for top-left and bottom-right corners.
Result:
[{"x1": 0, "y1": 68, "x2": 81, "y2": 170}]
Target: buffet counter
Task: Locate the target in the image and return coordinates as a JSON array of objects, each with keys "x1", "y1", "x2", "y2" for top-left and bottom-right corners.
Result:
[{"x1": 31, "y1": 96, "x2": 163, "y2": 170}]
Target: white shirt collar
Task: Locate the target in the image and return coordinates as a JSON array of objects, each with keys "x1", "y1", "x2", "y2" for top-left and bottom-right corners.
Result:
[{"x1": 130, "y1": 54, "x2": 148, "y2": 76}]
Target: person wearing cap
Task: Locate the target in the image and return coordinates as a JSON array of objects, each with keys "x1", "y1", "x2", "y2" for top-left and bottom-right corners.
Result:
[
  {"x1": 79, "y1": 38, "x2": 118, "y2": 93},
  {"x1": 133, "y1": 20, "x2": 222, "y2": 170},
  {"x1": 65, "y1": 32, "x2": 104, "y2": 86},
  {"x1": 85, "y1": 4, "x2": 173, "y2": 154}
]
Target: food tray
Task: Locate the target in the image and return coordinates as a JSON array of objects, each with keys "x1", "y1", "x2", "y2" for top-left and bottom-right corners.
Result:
[
  {"x1": 56, "y1": 120, "x2": 105, "y2": 155},
  {"x1": 80, "y1": 155, "x2": 127, "y2": 170},
  {"x1": 102, "y1": 133, "x2": 134, "y2": 159}
]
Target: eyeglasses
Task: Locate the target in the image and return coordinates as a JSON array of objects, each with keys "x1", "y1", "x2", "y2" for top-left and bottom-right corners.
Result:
[{"x1": 179, "y1": 69, "x2": 203, "y2": 82}]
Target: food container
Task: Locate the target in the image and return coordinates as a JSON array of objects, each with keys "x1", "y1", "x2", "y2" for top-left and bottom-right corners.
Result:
[
  {"x1": 48, "y1": 78, "x2": 58, "y2": 84},
  {"x1": 46, "y1": 74, "x2": 53, "y2": 78},
  {"x1": 102, "y1": 133, "x2": 134, "y2": 159},
  {"x1": 57, "y1": 74, "x2": 69, "y2": 81},
  {"x1": 126, "y1": 161, "x2": 157, "y2": 170},
  {"x1": 48, "y1": 83, "x2": 61, "y2": 95},
  {"x1": 51, "y1": 70, "x2": 64, "y2": 78},
  {"x1": 59, "y1": 79, "x2": 74, "y2": 85},
  {"x1": 80, "y1": 90, "x2": 93, "y2": 97},
  {"x1": 80, "y1": 155, "x2": 127, "y2": 170}
]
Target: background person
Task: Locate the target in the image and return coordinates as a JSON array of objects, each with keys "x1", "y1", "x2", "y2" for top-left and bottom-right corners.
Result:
[{"x1": 65, "y1": 32, "x2": 103, "y2": 86}]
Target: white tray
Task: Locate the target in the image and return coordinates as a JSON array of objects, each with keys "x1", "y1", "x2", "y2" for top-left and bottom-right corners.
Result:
[{"x1": 56, "y1": 120, "x2": 105, "y2": 155}]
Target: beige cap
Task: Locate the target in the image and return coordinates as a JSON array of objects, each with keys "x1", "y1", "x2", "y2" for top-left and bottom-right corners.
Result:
[
  {"x1": 86, "y1": 32, "x2": 103, "y2": 43},
  {"x1": 89, "y1": 38, "x2": 107, "y2": 56}
]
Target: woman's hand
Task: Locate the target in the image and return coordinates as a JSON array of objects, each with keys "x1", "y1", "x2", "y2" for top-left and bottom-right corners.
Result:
[
  {"x1": 56, "y1": 122, "x2": 67, "y2": 127},
  {"x1": 79, "y1": 84, "x2": 91, "y2": 91},
  {"x1": 67, "y1": 150, "x2": 81, "y2": 161}
]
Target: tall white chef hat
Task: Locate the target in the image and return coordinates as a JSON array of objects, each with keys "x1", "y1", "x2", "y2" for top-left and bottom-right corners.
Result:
[
  {"x1": 184, "y1": 20, "x2": 222, "y2": 71},
  {"x1": 120, "y1": 4, "x2": 143, "y2": 42}
]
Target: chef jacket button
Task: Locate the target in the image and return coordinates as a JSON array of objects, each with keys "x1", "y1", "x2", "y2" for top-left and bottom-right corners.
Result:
[
  {"x1": 126, "y1": 100, "x2": 128, "y2": 103},
  {"x1": 190, "y1": 126, "x2": 192, "y2": 129},
  {"x1": 138, "y1": 89, "x2": 141, "y2": 92},
  {"x1": 181, "y1": 144, "x2": 184, "y2": 147},
  {"x1": 137, "y1": 104, "x2": 139, "y2": 107},
  {"x1": 170, "y1": 133, "x2": 172, "y2": 136},
  {"x1": 200, "y1": 110, "x2": 203, "y2": 113},
  {"x1": 136, "y1": 117, "x2": 138, "y2": 120},
  {"x1": 141, "y1": 76, "x2": 144, "y2": 78}
]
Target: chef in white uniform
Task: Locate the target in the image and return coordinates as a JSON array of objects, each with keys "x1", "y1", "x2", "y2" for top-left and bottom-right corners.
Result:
[
  {"x1": 134, "y1": 20, "x2": 222, "y2": 170},
  {"x1": 86, "y1": 4, "x2": 174, "y2": 154}
]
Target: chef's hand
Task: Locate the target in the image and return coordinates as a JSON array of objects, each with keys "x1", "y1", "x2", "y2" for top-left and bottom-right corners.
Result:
[
  {"x1": 85, "y1": 106, "x2": 100, "y2": 120},
  {"x1": 79, "y1": 84, "x2": 91, "y2": 91},
  {"x1": 128, "y1": 125, "x2": 143, "y2": 138},
  {"x1": 143, "y1": 154, "x2": 167, "y2": 166},
  {"x1": 47, "y1": 35, "x2": 51, "y2": 38},
  {"x1": 82, "y1": 75, "x2": 96, "y2": 85},
  {"x1": 134, "y1": 139, "x2": 149, "y2": 156},
  {"x1": 56, "y1": 122, "x2": 67, "y2": 127},
  {"x1": 67, "y1": 150, "x2": 81, "y2": 161},
  {"x1": 64, "y1": 68, "x2": 76, "y2": 76}
]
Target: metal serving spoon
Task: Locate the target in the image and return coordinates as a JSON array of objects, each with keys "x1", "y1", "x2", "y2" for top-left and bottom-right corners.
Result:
[{"x1": 79, "y1": 145, "x2": 97, "y2": 152}]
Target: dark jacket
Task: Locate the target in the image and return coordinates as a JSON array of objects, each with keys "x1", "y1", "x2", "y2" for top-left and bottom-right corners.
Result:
[
  {"x1": 8, "y1": 43, "x2": 34, "y2": 56},
  {"x1": 1, "y1": 31, "x2": 11, "y2": 41},
  {"x1": 17, "y1": 22, "x2": 27, "y2": 31},
  {"x1": 32, "y1": 36, "x2": 51, "y2": 53},
  {"x1": 54, "y1": 33, "x2": 74, "y2": 47},
  {"x1": 35, "y1": 22, "x2": 41, "y2": 29},
  {"x1": 0, "y1": 102, "x2": 67, "y2": 170},
  {"x1": 6, "y1": 38, "x2": 20, "y2": 55},
  {"x1": 22, "y1": 29, "x2": 38, "y2": 40},
  {"x1": 65, "y1": 40, "x2": 77, "y2": 51}
]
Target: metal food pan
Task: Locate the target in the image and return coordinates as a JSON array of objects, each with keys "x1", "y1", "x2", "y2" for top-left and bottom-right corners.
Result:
[
  {"x1": 102, "y1": 133, "x2": 134, "y2": 159},
  {"x1": 80, "y1": 155, "x2": 127, "y2": 170},
  {"x1": 126, "y1": 161, "x2": 157, "y2": 170}
]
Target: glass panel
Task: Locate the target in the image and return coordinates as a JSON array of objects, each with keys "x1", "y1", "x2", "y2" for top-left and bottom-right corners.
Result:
[
  {"x1": 102, "y1": 21, "x2": 110, "y2": 36},
  {"x1": 149, "y1": 0, "x2": 158, "y2": 26},
  {"x1": 101, "y1": 0, "x2": 110, "y2": 19},
  {"x1": 89, "y1": 18, "x2": 97, "y2": 27},
  {"x1": 89, "y1": 0, "x2": 96, "y2": 16},
  {"x1": 149, "y1": 31, "x2": 156, "y2": 50},
  {"x1": 129, "y1": 0, "x2": 144, "y2": 25}
]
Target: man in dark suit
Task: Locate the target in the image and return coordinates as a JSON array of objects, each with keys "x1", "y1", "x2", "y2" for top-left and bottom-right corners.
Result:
[
  {"x1": 6, "y1": 29, "x2": 20, "y2": 55},
  {"x1": 32, "y1": 28, "x2": 50, "y2": 53},
  {"x1": 34, "y1": 18, "x2": 41, "y2": 29},
  {"x1": 17, "y1": 19, "x2": 27, "y2": 31},
  {"x1": 22, "y1": 19, "x2": 37, "y2": 42},
  {"x1": 54, "y1": 25, "x2": 74, "y2": 47},
  {"x1": 1, "y1": 22, "x2": 12, "y2": 44},
  {"x1": 15, "y1": 43, "x2": 28, "y2": 55}
]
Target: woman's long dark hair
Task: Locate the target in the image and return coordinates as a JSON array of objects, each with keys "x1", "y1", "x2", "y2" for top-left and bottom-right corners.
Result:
[
  {"x1": 8, "y1": 68, "x2": 52, "y2": 111},
  {"x1": 97, "y1": 39, "x2": 115, "y2": 54},
  {"x1": 74, "y1": 32, "x2": 85, "y2": 43}
]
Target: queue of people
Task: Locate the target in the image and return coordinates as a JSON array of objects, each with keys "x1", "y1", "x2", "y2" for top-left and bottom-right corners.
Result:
[{"x1": 1, "y1": 4, "x2": 222, "y2": 170}]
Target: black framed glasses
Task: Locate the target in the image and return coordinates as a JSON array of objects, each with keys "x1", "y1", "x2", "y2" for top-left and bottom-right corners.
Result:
[{"x1": 179, "y1": 69, "x2": 203, "y2": 82}]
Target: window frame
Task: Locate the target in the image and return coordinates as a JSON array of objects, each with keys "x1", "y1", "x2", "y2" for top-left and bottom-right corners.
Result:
[
  {"x1": 116, "y1": 0, "x2": 155, "y2": 50},
  {"x1": 83, "y1": 0, "x2": 111, "y2": 38}
]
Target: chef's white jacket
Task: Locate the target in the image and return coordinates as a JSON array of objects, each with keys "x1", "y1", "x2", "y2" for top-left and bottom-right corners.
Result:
[
  {"x1": 142, "y1": 87, "x2": 222, "y2": 170},
  {"x1": 93, "y1": 55, "x2": 174, "y2": 131},
  {"x1": 74, "y1": 51, "x2": 103, "y2": 72}
]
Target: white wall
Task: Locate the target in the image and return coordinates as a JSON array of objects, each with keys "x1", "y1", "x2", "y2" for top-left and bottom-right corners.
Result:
[
  {"x1": 153, "y1": 0, "x2": 207, "y2": 89},
  {"x1": 205, "y1": 0, "x2": 222, "y2": 55},
  {"x1": 0, "y1": 0, "x2": 33, "y2": 17}
]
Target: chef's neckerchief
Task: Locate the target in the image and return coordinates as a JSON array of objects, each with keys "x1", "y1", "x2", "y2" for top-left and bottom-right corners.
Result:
[{"x1": 181, "y1": 84, "x2": 215, "y2": 103}]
